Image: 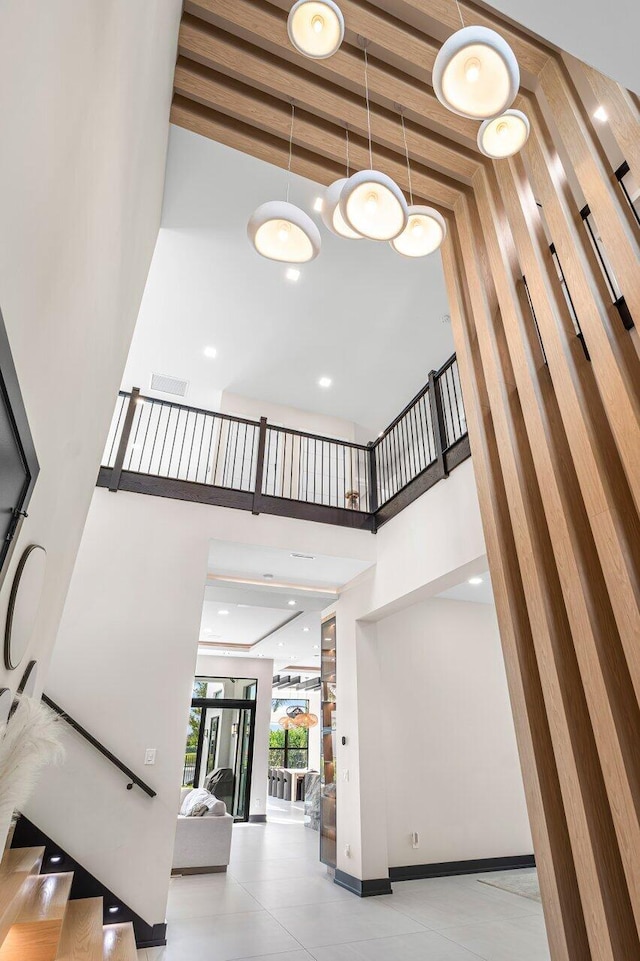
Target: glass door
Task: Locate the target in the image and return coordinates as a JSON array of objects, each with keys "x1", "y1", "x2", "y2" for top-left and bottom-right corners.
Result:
[{"x1": 182, "y1": 678, "x2": 257, "y2": 822}]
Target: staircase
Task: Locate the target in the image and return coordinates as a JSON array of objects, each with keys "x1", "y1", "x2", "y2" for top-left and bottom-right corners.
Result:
[{"x1": 0, "y1": 845, "x2": 137, "y2": 961}]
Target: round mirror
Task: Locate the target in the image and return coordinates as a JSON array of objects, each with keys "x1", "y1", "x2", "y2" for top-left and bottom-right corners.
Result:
[{"x1": 4, "y1": 545, "x2": 46, "y2": 670}]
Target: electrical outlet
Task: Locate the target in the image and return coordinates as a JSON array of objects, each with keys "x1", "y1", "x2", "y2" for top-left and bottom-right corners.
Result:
[
  {"x1": 411, "y1": 831, "x2": 419, "y2": 849},
  {"x1": 343, "y1": 768, "x2": 349, "y2": 781},
  {"x1": 144, "y1": 748, "x2": 156, "y2": 765},
  {"x1": 345, "y1": 843, "x2": 351, "y2": 857}
]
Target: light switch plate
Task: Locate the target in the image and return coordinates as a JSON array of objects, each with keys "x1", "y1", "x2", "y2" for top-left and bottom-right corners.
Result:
[{"x1": 144, "y1": 748, "x2": 156, "y2": 765}]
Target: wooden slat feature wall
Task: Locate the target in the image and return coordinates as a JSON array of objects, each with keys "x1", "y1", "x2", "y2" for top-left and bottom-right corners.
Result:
[{"x1": 170, "y1": 4, "x2": 640, "y2": 957}]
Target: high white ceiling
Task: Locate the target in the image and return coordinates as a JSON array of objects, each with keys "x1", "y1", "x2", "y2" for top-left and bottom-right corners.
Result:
[
  {"x1": 122, "y1": 125, "x2": 454, "y2": 435},
  {"x1": 199, "y1": 539, "x2": 374, "y2": 669}
]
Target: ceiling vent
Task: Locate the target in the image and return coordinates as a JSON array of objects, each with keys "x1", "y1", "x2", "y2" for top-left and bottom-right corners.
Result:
[{"x1": 150, "y1": 372, "x2": 188, "y2": 397}]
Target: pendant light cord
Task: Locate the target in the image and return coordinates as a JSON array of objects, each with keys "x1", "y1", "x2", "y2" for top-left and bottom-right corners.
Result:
[
  {"x1": 346, "y1": 127, "x2": 350, "y2": 178},
  {"x1": 454, "y1": 0, "x2": 465, "y2": 27},
  {"x1": 363, "y1": 47, "x2": 373, "y2": 169},
  {"x1": 286, "y1": 102, "x2": 295, "y2": 203},
  {"x1": 400, "y1": 111, "x2": 414, "y2": 206}
]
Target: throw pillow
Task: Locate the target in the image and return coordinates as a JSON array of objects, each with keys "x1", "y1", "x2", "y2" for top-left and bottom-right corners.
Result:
[{"x1": 180, "y1": 788, "x2": 209, "y2": 816}]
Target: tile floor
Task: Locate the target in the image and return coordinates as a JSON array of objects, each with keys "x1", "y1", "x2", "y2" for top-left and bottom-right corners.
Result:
[{"x1": 137, "y1": 799, "x2": 550, "y2": 961}]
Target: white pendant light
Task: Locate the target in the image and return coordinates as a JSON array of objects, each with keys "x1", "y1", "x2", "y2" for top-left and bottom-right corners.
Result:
[
  {"x1": 247, "y1": 104, "x2": 321, "y2": 263},
  {"x1": 248, "y1": 201, "x2": 321, "y2": 262},
  {"x1": 391, "y1": 206, "x2": 447, "y2": 257},
  {"x1": 321, "y1": 132, "x2": 362, "y2": 239},
  {"x1": 322, "y1": 178, "x2": 363, "y2": 239},
  {"x1": 339, "y1": 46, "x2": 407, "y2": 242},
  {"x1": 287, "y1": 0, "x2": 345, "y2": 59},
  {"x1": 340, "y1": 170, "x2": 408, "y2": 240},
  {"x1": 433, "y1": 24, "x2": 519, "y2": 120},
  {"x1": 390, "y1": 111, "x2": 445, "y2": 257},
  {"x1": 478, "y1": 108, "x2": 530, "y2": 158}
]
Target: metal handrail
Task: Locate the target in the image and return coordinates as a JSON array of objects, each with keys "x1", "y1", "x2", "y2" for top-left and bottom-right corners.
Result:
[{"x1": 43, "y1": 694, "x2": 156, "y2": 798}]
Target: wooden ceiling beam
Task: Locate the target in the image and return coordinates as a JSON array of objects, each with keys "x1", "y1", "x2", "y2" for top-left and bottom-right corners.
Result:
[
  {"x1": 366, "y1": 0, "x2": 550, "y2": 81},
  {"x1": 178, "y1": 14, "x2": 479, "y2": 185},
  {"x1": 171, "y1": 94, "x2": 343, "y2": 187},
  {"x1": 173, "y1": 60, "x2": 463, "y2": 208},
  {"x1": 181, "y1": 3, "x2": 478, "y2": 145},
  {"x1": 179, "y1": 19, "x2": 482, "y2": 184}
]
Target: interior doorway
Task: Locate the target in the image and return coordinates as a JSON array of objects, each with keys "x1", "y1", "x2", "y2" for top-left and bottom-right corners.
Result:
[{"x1": 183, "y1": 676, "x2": 256, "y2": 822}]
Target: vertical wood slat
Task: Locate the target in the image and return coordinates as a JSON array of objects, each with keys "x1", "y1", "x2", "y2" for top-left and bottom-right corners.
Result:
[
  {"x1": 577, "y1": 62, "x2": 640, "y2": 184},
  {"x1": 491, "y1": 154, "x2": 640, "y2": 944},
  {"x1": 539, "y1": 60, "x2": 640, "y2": 320},
  {"x1": 441, "y1": 221, "x2": 587, "y2": 961},
  {"x1": 438, "y1": 54, "x2": 640, "y2": 960},
  {"x1": 455, "y1": 185, "x2": 628, "y2": 961},
  {"x1": 520, "y1": 102, "x2": 640, "y2": 517}
]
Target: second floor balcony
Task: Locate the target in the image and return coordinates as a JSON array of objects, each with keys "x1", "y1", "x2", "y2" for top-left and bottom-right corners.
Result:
[{"x1": 99, "y1": 354, "x2": 470, "y2": 532}]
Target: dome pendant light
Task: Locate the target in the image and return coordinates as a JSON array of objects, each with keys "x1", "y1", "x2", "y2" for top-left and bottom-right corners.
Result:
[
  {"x1": 391, "y1": 112, "x2": 447, "y2": 257},
  {"x1": 478, "y1": 108, "x2": 530, "y2": 158},
  {"x1": 321, "y1": 130, "x2": 363, "y2": 239},
  {"x1": 247, "y1": 104, "x2": 321, "y2": 263},
  {"x1": 339, "y1": 46, "x2": 408, "y2": 241},
  {"x1": 288, "y1": 0, "x2": 345, "y2": 60},
  {"x1": 432, "y1": 2, "x2": 519, "y2": 120}
]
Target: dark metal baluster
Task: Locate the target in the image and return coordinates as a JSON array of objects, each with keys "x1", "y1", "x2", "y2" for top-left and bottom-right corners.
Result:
[
  {"x1": 106, "y1": 396, "x2": 126, "y2": 467},
  {"x1": 205, "y1": 416, "x2": 215, "y2": 484},
  {"x1": 212, "y1": 417, "x2": 224, "y2": 486},
  {"x1": 109, "y1": 389, "x2": 140, "y2": 492}
]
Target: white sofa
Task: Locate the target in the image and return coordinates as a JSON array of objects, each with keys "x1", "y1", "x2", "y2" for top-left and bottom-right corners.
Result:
[{"x1": 172, "y1": 788, "x2": 233, "y2": 875}]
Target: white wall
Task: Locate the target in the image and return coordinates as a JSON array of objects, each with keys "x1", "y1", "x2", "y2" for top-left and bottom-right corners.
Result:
[
  {"x1": 221, "y1": 391, "x2": 360, "y2": 443},
  {"x1": 195, "y1": 654, "x2": 274, "y2": 820},
  {"x1": 30, "y1": 486, "x2": 375, "y2": 924},
  {"x1": 0, "y1": 0, "x2": 181, "y2": 850},
  {"x1": 376, "y1": 597, "x2": 531, "y2": 868}
]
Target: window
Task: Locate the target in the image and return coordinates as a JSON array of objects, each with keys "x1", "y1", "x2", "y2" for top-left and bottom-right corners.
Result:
[{"x1": 270, "y1": 698, "x2": 309, "y2": 768}]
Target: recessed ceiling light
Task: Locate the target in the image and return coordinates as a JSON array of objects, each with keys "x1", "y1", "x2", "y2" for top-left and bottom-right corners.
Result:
[
  {"x1": 303, "y1": 627, "x2": 310, "y2": 633},
  {"x1": 313, "y1": 197, "x2": 324, "y2": 212},
  {"x1": 286, "y1": 267, "x2": 301, "y2": 282},
  {"x1": 468, "y1": 577, "x2": 483, "y2": 585},
  {"x1": 313, "y1": 644, "x2": 319, "y2": 649},
  {"x1": 290, "y1": 552, "x2": 315, "y2": 560},
  {"x1": 218, "y1": 609, "x2": 230, "y2": 615},
  {"x1": 204, "y1": 346, "x2": 217, "y2": 359},
  {"x1": 318, "y1": 376, "x2": 332, "y2": 388},
  {"x1": 278, "y1": 642, "x2": 284, "y2": 647},
  {"x1": 288, "y1": 600, "x2": 296, "y2": 606},
  {"x1": 593, "y1": 106, "x2": 608, "y2": 122}
]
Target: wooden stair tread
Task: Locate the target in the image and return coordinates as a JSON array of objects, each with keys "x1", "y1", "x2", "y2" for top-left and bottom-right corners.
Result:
[
  {"x1": 102, "y1": 923, "x2": 137, "y2": 961},
  {"x1": 56, "y1": 898, "x2": 103, "y2": 961},
  {"x1": 14, "y1": 873, "x2": 73, "y2": 924},
  {"x1": 0, "y1": 847, "x2": 45, "y2": 879},
  {"x1": 0, "y1": 847, "x2": 46, "y2": 947}
]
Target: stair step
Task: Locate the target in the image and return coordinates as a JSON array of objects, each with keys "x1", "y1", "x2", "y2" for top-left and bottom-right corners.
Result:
[
  {"x1": 0, "y1": 846, "x2": 45, "y2": 947},
  {"x1": 0, "y1": 872, "x2": 73, "y2": 961},
  {"x1": 103, "y1": 923, "x2": 137, "y2": 961},
  {"x1": 56, "y1": 898, "x2": 103, "y2": 961}
]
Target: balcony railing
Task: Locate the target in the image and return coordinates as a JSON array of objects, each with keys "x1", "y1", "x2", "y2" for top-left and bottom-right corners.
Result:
[{"x1": 98, "y1": 354, "x2": 470, "y2": 530}]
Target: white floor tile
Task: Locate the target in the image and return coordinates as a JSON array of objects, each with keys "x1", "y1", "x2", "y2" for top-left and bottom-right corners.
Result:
[
  {"x1": 166, "y1": 875, "x2": 263, "y2": 920},
  {"x1": 162, "y1": 910, "x2": 301, "y2": 961},
  {"x1": 387, "y1": 878, "x2": 541, "y2": 931},
  {"x1": 270, "y1": 898, "x2": 427, "y2": 948},
  {"x1": 438, "y1": 914, "x2": 551, "y2": 961},
  {"x1": 309, "y1": 930, "x2": 486, "y2": 960},
  {"x1": 229, "y1": 857, "x2": 328, "y2": 883},
  {"x1": 157, "y1": 798, "x2": 549, "y2": 961},
  {"x1": 241, "y1": 876, "x2": 355, "y2": 910}
]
